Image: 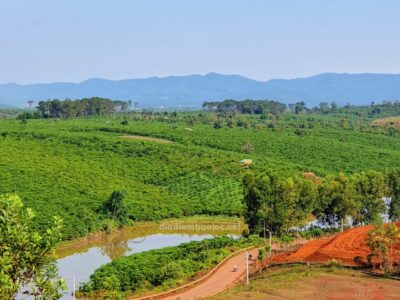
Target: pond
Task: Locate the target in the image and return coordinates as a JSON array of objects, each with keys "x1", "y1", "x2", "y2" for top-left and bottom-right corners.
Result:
[{"x1": 55, "y1": 217, "x2": 243, "y2": 299}]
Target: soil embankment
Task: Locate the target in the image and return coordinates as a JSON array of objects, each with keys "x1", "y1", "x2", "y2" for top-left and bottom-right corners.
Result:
[{"x1": 275, "y1": 223, "x2": 400, "y2": 265}]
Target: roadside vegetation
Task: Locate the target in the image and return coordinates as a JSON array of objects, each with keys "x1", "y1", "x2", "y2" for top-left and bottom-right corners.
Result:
[
  {"x1": 0, "y1": 194, "x2": 65, "y2": 299},
  {"x1": 78, "y1": 236, "x2": 262, "y2": 299}
]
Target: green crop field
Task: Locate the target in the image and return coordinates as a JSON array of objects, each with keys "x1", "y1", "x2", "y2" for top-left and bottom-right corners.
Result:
[{"x1": 1, "y1": 110, "x2": 400, "y2": 239}]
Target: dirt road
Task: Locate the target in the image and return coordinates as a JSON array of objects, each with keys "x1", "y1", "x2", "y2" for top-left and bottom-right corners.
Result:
[{"x1": 160, "y1": 248, "x2": 259, "y2": 300}]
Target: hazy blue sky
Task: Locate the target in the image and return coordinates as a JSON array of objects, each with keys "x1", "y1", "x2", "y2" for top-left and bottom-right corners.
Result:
[{"x1": 1, "y1": 0, "x2": 399, "y2": 84}]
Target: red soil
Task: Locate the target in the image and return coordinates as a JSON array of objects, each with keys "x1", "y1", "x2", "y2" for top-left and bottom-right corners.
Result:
[{"x1": 275, "y1": 223, "x2": 400, "y2": 265}]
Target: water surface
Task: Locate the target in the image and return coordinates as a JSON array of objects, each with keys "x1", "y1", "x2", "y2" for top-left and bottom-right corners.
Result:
[{"x1": 56, "y1": 217, "x2": 243, "y2": 299}]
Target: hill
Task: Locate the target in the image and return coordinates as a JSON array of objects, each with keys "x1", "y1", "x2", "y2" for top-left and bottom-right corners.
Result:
[
  {"x1": 1, "y1": 73, "x2": 400, "y2": 108},
  {"x1": 2, "y1": 112, "x2": 400, "y2": 239}
]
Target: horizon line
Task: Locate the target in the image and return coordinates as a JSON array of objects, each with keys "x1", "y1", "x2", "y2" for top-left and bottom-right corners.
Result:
[{"x1": 2, "y1": 71, "x2": 400, "y2": 86}]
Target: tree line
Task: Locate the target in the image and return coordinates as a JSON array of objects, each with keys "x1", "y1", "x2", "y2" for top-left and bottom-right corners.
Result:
[
  {"x1": 202, "y1": 99, "x2": 287, "y2": 115},
  {"x1": 19, "y1": 97, "x2": 129, "y2": 119},
  {"x1": 243, "y1": 169, "x2": 400, "y2": 235}
]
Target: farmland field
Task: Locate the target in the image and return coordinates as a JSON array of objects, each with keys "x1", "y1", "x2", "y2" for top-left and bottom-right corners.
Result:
[{"x1": 1, "y1": 112, "x2": 400, "y2": 239}]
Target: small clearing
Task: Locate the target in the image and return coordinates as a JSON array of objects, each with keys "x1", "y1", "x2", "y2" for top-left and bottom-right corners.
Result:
[
  {"x1": 119, "y1": 135, "x2": 173, "y2": 144},
  {"x1": 372, "y1": 117, "x2": 400, "y2": 128}
]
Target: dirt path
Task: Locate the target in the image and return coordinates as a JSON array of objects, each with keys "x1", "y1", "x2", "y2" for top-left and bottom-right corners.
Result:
[
  {"x1": 160, "y1": 248, "x2": 259, "y2": 300},
  {"x1": 119, "y1": 135, "x2": 172, "y2": 144}
]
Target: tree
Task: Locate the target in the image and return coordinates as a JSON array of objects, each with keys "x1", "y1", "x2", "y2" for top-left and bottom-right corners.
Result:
[
  {"x1": 316, "y1": 173, "x2": 361, "y2": 232},
  {"x1": 367, "y1": 223, "x2": 400, "y2": 273},
  {"x1": 331, "y1": 102, "x2": 338, "y2": 112},
  {"x1": 352, "y1": 171, "x2": 386, "y2": 225},
  {"x1": 36, "y1": 98, "x2": 128, "y2": 118},
  {"x1": 294, "y1": 102, "x2": 306, "y2": 114},
  {"x1": 104, "y1": 191, "x2": 128, "y2": 224},
  {"x1": 243, "y1": 172, "x2": 317, "y2": 235},
  {"x1": 0, "y1": 194, "x2": 65, "y2": 299},
  {"x1": 319, "y1": 102, "x2": 329, "y2": 114},
  {"x1": 389, "y1": 169, "x2": 400, "y2": 221}
]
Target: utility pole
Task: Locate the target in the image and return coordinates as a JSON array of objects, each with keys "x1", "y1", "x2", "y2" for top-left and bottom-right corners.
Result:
[
  {"x1": 73, "y1": 275, "x2": 76, "y2": 300},
  {"x1": 246, "y1": 251, "x2": 249, "y2": 285},
  {"x1": 262, "y1": 219, "x2": 266, "y2": 241},
  {"x1": 268, "y1": 230, "x2": 272, "y2": 258}
]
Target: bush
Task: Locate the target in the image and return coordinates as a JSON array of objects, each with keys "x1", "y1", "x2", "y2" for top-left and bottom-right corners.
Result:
[{"x1": 257, "y1": 249, "x2": 266, "y2": 261}]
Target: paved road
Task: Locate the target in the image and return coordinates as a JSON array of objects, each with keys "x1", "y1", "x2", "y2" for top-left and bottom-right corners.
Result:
[{"x1": 161, "y1": 248, "x2": 259, "y2": 300}]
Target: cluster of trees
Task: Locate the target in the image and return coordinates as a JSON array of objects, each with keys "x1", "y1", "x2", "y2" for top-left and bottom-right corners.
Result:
[
  {"x1": 34, "y1": 97, "x2": 129, "y2": 118},
  {"x1": 202, "y1": 100, "x2": 287, "y2": 115},
  {"x1": 243, "y1": 170, "x2": 400, "y2": 235},
  {"x1": 79, "y1": 236, "x2": 261, "y2": 297}
]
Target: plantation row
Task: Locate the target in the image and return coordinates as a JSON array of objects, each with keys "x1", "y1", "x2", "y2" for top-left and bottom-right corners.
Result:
[{"x1": 1, "y1": 112, "x2": 400, "y2": 239}]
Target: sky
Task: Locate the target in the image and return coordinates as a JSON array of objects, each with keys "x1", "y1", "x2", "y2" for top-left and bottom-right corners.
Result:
[{"x1": 1, "y1": 0, "x2": 400, "y2": 84}]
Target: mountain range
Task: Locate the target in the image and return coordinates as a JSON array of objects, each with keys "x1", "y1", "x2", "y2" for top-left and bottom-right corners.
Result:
[{"x1": 1, "y1": 73, "x2": 400, "y2": 108}]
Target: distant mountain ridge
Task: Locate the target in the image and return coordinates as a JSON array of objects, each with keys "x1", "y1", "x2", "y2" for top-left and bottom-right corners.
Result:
[{"x1": 1, "y1": 72, "x2": 400, "y2": 108}]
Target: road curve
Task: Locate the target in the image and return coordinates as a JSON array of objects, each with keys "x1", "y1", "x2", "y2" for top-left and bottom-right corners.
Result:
[{"x1": 160, "y1": 248, "x2": 259, "y2": 300}]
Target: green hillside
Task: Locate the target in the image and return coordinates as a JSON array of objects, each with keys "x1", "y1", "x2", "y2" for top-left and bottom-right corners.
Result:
[{"x1": 1, "y1": 112, "x2": 400, "y2": 239}]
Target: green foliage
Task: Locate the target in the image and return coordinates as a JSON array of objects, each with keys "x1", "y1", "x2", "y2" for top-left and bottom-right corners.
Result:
[
  {"x1": 316, "y1": 173, "x2": 361, "y2": 231},
  {"x1": 104, "y1": 191, "x2": 129, "y2": 225},
  {"x1": 243, "y1": 171, "x2": 317, "y2": 234},
  {"x1": 0, "y1": 194, "x2": 65, "y2": 299},
  {"x1": 366, "y1": 223, "x2": 400, "y2": 273},
  {"x1": 278, "y1": 234, "x2": 294, "y2": 245},
  {"x1": 257, "y1": 249, "x2": 266, "y2": 261},
  {"x1": 79, "y1": 236, "x2": 258, "y2": 295},
  {"x1": 203, "y1": 99, "x2": 286, "y2": 115},
  {"x1": 389, "y1": 169, "x2": 400, "y2": 222},
  {"x1": 299, "y1": 228, "x2": 324, "y2": 240},
  {"x1": 1, "y1": 111, "x2": 400, "y2": 239},
  {"x1": 244, "y1": 170, "x2": 389, "y2": 236},
  {"x1": 352, "y1": 171, "x2": 386, "y2": 224},
  {"x1": 37, "y1": 97, "x2": 128, "y2": 118}
]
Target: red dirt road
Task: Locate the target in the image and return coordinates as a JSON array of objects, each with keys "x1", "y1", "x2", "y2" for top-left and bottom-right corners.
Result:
[
  {"x1": 277, "y1": 223, "x2": 400, "y2": 265},
  {"x1": 160, "y1": 248, "x2": 259, "y2": 300}
]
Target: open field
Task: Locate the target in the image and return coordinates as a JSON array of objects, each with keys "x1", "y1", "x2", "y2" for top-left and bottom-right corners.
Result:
[{"x1": 208, "y1": 265, "x2": 400, "y2": 300}]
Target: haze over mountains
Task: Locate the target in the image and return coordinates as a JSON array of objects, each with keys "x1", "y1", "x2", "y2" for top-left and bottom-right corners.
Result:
[{"x1": 1, "y1": 73, "x2": 400, "y2": 108}]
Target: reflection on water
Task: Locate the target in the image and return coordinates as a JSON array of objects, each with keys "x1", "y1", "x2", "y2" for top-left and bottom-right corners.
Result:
[
  {"x1": 99, "y1": 239, "x2": 131, "y2": 260},
  {"x1": 55, "y1": 218, "x2": 243, "y2": 299},
  {"x1": 59, "y1": 233, "x2": 215, "y2": 299}
]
